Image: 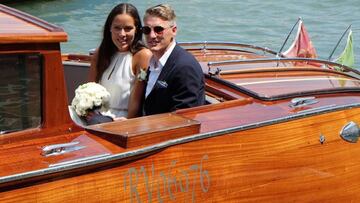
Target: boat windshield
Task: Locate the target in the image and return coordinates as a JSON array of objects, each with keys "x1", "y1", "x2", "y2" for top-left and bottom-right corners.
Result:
[{"x1": 0, "y1": 53, "x2": 42, "y2": 134}]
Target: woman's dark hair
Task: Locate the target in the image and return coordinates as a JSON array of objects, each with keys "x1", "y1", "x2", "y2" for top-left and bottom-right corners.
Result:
[{"x1": 96, "y1": 3, "x2": 145, "y2": 82}]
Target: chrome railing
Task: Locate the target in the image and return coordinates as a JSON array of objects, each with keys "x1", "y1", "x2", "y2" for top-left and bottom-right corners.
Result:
[
  {"x1": 178, "y1": 41, "x2": 280, "y2": 56},
  {"x1": 207, "y1": 57, "x2": 360, "y2": 78}
]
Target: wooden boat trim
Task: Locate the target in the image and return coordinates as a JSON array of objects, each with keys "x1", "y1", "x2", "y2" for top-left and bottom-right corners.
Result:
[
  {"x1": 207, "y1": 57, "x2": 360, "y2": 76},
  {"x1": 1, "y1": 102, "x2": 360, "y2": 187},
  {"x1": 236, "y1": 77, "x2": 360, "y2": 86},
  {"x1": 208, "y1": 73, "x2": 360, "y2": 101},
  {"x1": 178, "y1": 41, "x2": 280, "y2": 56}
]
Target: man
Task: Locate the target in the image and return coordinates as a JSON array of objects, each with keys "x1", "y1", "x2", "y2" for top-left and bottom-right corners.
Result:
[{"x1": 142, "y1": 4, "x2": 205, "y2": 115}]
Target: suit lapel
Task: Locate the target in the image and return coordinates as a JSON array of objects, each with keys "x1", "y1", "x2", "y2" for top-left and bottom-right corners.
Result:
[
  {"x1": 156, "y1": 44, "x2": 180, "y2": 81},
  {"x1": 146, "y1": 44, "x2": 180, "y2": 100}
]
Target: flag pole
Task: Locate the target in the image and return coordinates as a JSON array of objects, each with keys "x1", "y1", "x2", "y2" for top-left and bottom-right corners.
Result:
[
  {"x1": 277, "y1": 17, "x2": 302, "y2": 57},
  {"x1": 328, "y1": 24, "x2": 352, "y2": 61}
]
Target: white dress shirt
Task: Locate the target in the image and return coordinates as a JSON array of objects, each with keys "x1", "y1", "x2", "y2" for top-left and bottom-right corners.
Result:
[{"x1": 145, "y1": 41, "x2": 176, "y2": 98}]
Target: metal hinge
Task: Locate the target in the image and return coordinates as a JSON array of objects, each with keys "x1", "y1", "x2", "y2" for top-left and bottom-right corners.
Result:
[
  {"x1": 41, "y1": 141, "x2": 85, "y2": 157},
  {"x1": 208, "y1": 67, "x2": 221, "y2": 77}
]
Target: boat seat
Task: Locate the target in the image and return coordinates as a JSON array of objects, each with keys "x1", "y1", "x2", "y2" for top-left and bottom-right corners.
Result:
[
  {"x1": 86, "y1": 113, "x2": 201, "y2": 148},
  {"x1": 68, "y1": 106, "x2": 86, "y2": 127}
]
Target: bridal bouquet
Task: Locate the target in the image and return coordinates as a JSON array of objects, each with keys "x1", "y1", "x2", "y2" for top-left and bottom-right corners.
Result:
[{"x1": 71, "y1": 82, "x2": 111, "y2": 117}]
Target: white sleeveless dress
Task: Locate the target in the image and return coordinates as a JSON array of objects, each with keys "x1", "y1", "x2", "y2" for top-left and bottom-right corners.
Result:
[{"x1": 100, "y1": 52, "x2": 135, "y2": 118}]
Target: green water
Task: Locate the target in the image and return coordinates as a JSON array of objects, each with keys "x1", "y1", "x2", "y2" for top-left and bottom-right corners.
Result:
[{"x1": 4, "y1": 0, "x2": 360, "y2": 66}]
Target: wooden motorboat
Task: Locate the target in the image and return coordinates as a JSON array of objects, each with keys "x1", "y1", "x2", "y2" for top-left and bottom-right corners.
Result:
[{"x1": 2, "y1": 4, "x2": 360, "y2": 202}]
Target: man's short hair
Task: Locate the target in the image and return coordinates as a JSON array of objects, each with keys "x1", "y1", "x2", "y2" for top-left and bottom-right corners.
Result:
[{"x1": 144, "y1": 4, "x2": 176, "y2": 25}]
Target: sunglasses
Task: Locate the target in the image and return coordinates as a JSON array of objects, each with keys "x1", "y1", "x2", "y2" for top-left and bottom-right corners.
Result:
[{"x1": 142, "y1": 26, "x2": 172, "y2": 35}]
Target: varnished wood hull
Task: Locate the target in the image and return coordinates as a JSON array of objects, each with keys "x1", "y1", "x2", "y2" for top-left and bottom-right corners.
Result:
[
  {"x1": 2, "y1": 5, "x2": 360, "y2": 202},
  {"x1": 1, "y1": 107, "x2": 360, "y2": 202}
]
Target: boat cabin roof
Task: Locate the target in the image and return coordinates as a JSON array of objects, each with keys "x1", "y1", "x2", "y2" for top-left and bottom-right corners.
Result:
[{"x1": 0, "y1": 4, "x2": 67, "y2": 44}]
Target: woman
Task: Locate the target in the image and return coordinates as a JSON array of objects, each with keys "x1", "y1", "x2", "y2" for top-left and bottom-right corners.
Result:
[{"x1": 88, "y1": 3, "x2": 152, "y2": 118}]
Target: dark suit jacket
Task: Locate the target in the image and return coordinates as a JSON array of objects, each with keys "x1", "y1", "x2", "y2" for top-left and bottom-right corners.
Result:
[{"x1": 144, "y1": 44, "x2": 205, "y2": 115}]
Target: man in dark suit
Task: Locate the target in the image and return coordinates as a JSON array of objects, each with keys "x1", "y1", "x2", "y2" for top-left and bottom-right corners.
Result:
[{"x1": 142, "y1": 4, "x2": 205, "y2": 115}]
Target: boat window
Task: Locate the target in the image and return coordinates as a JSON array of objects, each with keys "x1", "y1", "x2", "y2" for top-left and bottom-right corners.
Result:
[{"x1": 0, "y1": 53, "x2": 42, "y2": 134}]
